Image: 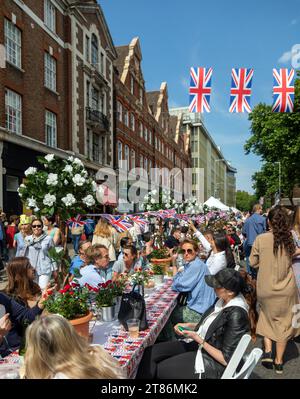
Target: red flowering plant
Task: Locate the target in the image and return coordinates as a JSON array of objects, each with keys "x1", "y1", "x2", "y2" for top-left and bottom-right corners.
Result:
[
  {"x1": 112, "y1": 273, "x2": 128, "y2": 297},
  {"x1": 43, "y1": 281, "x2": 89, "y2": 320},
  {"x1": 95, "y1": 280, "x2": 116, "y2": 308}
]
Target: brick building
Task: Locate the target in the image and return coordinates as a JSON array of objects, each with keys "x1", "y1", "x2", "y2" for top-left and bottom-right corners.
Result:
[
  {"x1": 0, "y1": 0, "x2": 116, "y2": 214},
  {"x1": 114, "y1": 37, "x2": 191, "y2": 212}
]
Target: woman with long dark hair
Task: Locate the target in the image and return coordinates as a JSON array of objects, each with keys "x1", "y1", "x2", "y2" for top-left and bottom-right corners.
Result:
[
  {"x1": 136, "y1": 268, "x2": 257, "y2": 379},
  {"x1": 250, "y1": 206, "x2": 300, "y2": 374},
  {"x1": 189, "y1": 222, "x2": 235, "y2": 274}
]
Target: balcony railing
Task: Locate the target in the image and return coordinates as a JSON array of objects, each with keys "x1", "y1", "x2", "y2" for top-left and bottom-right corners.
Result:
[{"x1": 86, "y1": 107, "x2": 109, "y2": 131}]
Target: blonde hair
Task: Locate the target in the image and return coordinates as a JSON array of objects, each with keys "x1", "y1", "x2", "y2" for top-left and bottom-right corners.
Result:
[
  {"x1": 85, "y1": 244, "x2": 108, "y2": 265},
  {"x1": 23, "y1": 315, "x2": 124, "y2": 379},
  {"x1": 94, "y1": 218, "x2": 113, "y2": 238}
]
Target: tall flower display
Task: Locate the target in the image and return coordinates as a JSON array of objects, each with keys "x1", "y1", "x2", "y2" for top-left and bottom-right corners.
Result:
[
  {"x1": 177, "y1": 197, "x2": 203, "y2": 215},
  {"x1": 18, "y1": 154, "x2": 97, "y2": 219},
  {"x1": 143, "y1": 189, "x2": 177, "y2": 211}
]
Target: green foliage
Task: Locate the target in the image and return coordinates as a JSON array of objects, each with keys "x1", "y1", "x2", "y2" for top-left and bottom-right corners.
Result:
[
  {"x1": 18, "y1": 154, "x2": 97, "y2": 220},
  {"x1": 44, "y1": 283, "x2": 89, "y2": 320},
  {"x1": 236, "y1": 190, "x2": 257, "y2": 212},
  {"x1": 148, "y1": 248, "x2": 170, "y2": 259},
  {"x1": 150, "y1": 263, "x2": 165, "y2": 275},
  {"x1": 95, "y1": 280, "x2": 116, "y2": 307},
  {"x1": 245, "y1": 71, "x2": 300, "y2": 202}
]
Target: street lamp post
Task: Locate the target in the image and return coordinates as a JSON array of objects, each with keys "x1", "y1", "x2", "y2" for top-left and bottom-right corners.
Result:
[{"x1": 214, "y1": 159, "x2": 226, "y2": 199}]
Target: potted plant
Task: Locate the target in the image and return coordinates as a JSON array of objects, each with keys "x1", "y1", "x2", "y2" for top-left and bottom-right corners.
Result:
[
  {"x1": 151, "y1": 263, "x2": 165, "y2": 285},
  {"x1": 43, "y1": 281, "x2": 92, "y2": 338},
  {"x1": 112, "y1": 274, "x2": 128, "y2": 313},
  {"x1": 129, "y1": 268, "x2": 154, "y2": 296},
  {"x1": 148, "y1": 248, "x2": 172, "y2": 274},
  {"x1": 95, "y1": 280, "x2": 117, "y2": 322}
]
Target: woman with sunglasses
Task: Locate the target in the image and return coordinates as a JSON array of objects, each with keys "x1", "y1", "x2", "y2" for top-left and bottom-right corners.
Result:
[
  {"x1": 22, "y1": 219, "x2": 56, "y2": 290},
  {"x1": 171, "y1": 240, "x2": 216, "y2": 323}
]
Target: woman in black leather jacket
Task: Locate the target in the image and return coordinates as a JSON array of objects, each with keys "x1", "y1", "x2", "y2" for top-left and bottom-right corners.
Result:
[{"x1": 137, "y1": 269, "x2": 257, "y2": 379}]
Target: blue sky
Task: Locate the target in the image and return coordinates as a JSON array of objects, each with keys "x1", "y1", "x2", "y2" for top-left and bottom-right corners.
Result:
[{"x1": 100, "y1": 0, "x2": 300, "y2": 193}]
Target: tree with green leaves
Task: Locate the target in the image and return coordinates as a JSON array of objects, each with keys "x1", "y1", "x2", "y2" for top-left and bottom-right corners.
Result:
[
  {"x1": 245, "y1": 71, "x2": 300, "y2": 205},
  {"x1": 236, "y1": 190, "x2": 257, "y2": 212}
]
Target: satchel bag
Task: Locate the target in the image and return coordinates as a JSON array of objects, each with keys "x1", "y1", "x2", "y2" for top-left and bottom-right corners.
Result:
[{"x1": 118, "y1": 286, "x2": 148, "y2": 331}]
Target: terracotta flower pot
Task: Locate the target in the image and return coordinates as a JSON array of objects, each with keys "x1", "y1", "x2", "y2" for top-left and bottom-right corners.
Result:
[
  {"x1": 69, "y1": 312, "x2": 93, "y2": 339},
  {"x1": 151, "y1": 257, "x2": 172, "y2": 274}
]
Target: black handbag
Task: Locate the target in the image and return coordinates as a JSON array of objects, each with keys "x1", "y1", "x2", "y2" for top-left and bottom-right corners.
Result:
[{"x1": 118, "y1": 286, "x2": 148, "y2": 331}]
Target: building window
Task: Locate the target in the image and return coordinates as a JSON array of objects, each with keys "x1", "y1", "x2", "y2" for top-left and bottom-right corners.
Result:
[
  {"x1": 100, "y1": 93, "x2": 105, "y2": 114},
  {"x1": 44, "y1": 0, "x2": 56, "y2": 32},
  {"x1": 4, "y1": 19, "x2": 22, "y2": 68},
  {"x1": 118, "y1": 141, "x2": 123, "y2": 167},
  {"x1": 86, "y1": 81, "x2": 90, "y2": 107},
  {"x1": 124, "y1": 109, "x2": 129, "y2": 127},
  {"x1": 92, "y1": 133, "x2": 100, "y2": 162},
  {"x1": 144, "y1": 158, "x2": 148, "y2": 175},
  {"x1": 140, "y1": 155, "x2": 144, "y2": 173},
  {"x1": 5, "y1": 88, "x2": 22, "y2": 134},
  {"x1": 144, "y1": 127, "x2": 148, "y2": 142},
  {"x1": 125, "y1": 145, "x2": 129, "y2": 170},
  {"x1": 117, "y1": 101, "x2": 123, "y2": 122},
  {"x1": 140, "y1": 123, "x2": 143, "y2": 138},
  {"x1": 130, "y1": 114, "x2": 135, "y2": 132},
  {"x1": 6, "y1": 175, "x2": 19, "y2": 192},
  {"x1": 91, "y1": 34, "x2": 98, "y2": 67},
  {"x1": 130, "y1": 75, "x2": 134, "y2": 95},
  {"x1": 92, "y1": 87, "x2": 99, "y2": 110},
  {"x1": 162, "y1": 142, "x2": 164, "y2": 154},
  {"x1": 139, "y1": 87, "x2": 143, "y2": 105},
  {"x1": 131, "y1": 149, "x2": 135, "y2": 170},
  {"x1": 45, "y1": 110, "x2": 57, "y2": 147},
  {"x1": 101, "y1": 136, "x2": 105, "y2": 164},
  {"x1": 100, "y1": 52, "x2": 105, "y2": 76},
  {"x1": 85, "y1": 35, "x2": 90, "y2": 62},
  {"x1": 149, "y1": 131, "x2": 152, "y2": 145},
  {"x1": 44, "y1": 52, "x2": 56, "y2": 91}
]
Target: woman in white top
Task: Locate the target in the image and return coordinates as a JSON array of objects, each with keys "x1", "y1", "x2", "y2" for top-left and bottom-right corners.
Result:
[
  {"x1": 136, "y1": 269, "x2": 257, "y2": 379},
  {"x1": 22, "y1": 314, "x2": 124, "y2": 379},
  {"x1": 189, "y1": 222, "x2": 235, "y2": 274}
]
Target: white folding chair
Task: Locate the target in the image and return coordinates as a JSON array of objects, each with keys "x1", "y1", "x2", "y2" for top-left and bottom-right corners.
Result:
[
  {"x1": 233, "y1": 348, "x2": 263, "y2": 379},
  {"x1": 221, "y1": 334, "x2": 251, "y2": 379}
]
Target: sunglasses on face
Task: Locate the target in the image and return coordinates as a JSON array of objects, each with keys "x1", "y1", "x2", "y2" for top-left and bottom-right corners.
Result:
[
  {"x1": 32, "y1": 225, "x2": 42, "y2": 228},
  {"x1": 123, "y1": 253, "x2": 130, "y2": 257},
  {"x1": 182, "y1": 248, "x2": 194, "y2": 255}
]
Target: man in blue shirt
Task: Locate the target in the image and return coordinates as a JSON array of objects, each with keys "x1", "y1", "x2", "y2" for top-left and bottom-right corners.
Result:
[{"x1": 242, "y1": 204, "x2": 266, "y2": 278}]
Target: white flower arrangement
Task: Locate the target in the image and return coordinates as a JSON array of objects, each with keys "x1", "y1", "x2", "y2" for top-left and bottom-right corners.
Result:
[
  {"x1": 46, "y1": 173, "x2": 58, "y2": 186},
  {"x1": 43, "y1": 194, "x2": 56, "y2": 207},
  {"x1": 24, "y1": 167, "x2": 37, "y2": 176},
  {"x1": 18, "y1": 154, "x2": 97, "y2": 219},
  {"x1": 62, "y1": 194, "x2": 76, "y2": 207},
  {"x1": 72, "y1": 174, "x2": 85, "y2": 187}
]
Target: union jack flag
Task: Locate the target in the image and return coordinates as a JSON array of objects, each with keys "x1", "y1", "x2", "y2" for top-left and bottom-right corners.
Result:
[
  {"x1": 102, "y1": 215, "x2": 132, "y2": 233},
  {"x1": 272, "y1": 68, "x2": 295, "y2": 113},
  {"x1": 129, "y1": 216, "x2": 149, "y2": 228},
  {"x1": 189, "y1": 67, "x2": 213, "y2": 113},
  {"x1": 229, "y1": 68, "x2": 254, "y2": 113},
  {"x1": 67, "y1": 215, "x2": 86, "y2": 229},
  {"x1": 159, "y1": 209, "x2": 177, "y2": 219}
]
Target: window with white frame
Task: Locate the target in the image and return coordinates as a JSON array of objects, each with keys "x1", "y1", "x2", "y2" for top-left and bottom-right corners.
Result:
[
  {"x1": 131, "y1": 149, "x2": 135, "y2": 170},
  {"x1": 144, "y1": 127, "x2": 148, "y2": 142},
  {"x1": 124, "y1": 109, "x2": 129, "y2": 127},
  {"x1": 140, "y1": 122, "x2": 143, "y2": 138},
  {"x1": 45, "y1": 110, "x2": 57, "y2": 147},
  {"x1": 130, "y1": 75, "x2": 134, "y2": 95},
  {"x1": 44, "y1": 0, "x2": 56, "y2": 32},
  {"x1": 118, "y1": 141, "x2": 123, "y2": 167},
  {"x1": 5, "y1": 88, "x2": 22, "y2": 134},
  {"x1": 139, "y1": 87, "x2": 143, "y2": 105},
  {"x1": 91, "y1": 34, "x2": 98, "y2": 67},
  {"x1": 44, "y1": 52, "x2": 56, "y2": 91},
  {"x1": 4, "y1": 19, "x2": 22, "y2": 68},
  {"x1": 130, "y1": 113, "x2": 135, "y2": 132},
  {"x1": 125, "y1": 145, "x2": 129, "y2": 170},
  {"x1": 117, "y1": 101, "x2": 123, "y2": 122},
  {"x1": 85, "y1": 35, "x2": 90, "y2": 62}
]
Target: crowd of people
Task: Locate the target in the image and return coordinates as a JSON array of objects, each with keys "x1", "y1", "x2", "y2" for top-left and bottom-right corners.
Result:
[{"x1": 0, "y1": 204, "x2": 300, "y2": 379}]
